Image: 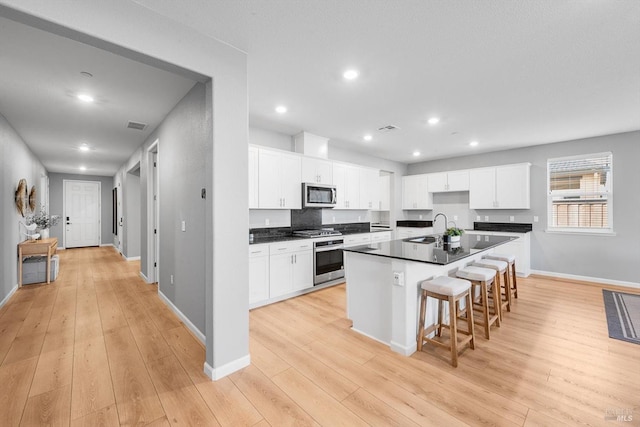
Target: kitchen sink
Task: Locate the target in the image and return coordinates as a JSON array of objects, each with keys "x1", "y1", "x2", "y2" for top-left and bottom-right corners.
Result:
[{"x1": 407, "y1": 236, "x2": 437, "y2": 244}]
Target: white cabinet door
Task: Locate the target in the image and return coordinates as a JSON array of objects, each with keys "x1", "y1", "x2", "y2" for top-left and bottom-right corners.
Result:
[
  {"x1": 258, "y1": 149, "x2": 283, "y2": 209},
  {"x1": 280, "y1": 153, "x2": 302, "y2": 209},
  {"x1": 379, "y1": 175, "x2": 390, "y2": 211},
  {"x1": 426, "y1": 172, "x2": 447, "y2": 192},
  {"x1": 332, "y1": 163, "x2": 348, "y2": 209},
  {"x1": 301, "y1": 157, "x2": 333, "y2": 185},
  {"x1": 447, "y1": 170, "x2": 470, "y2": 191},
  {"x1": 496, "y1": 164, "x2": 530, "y2": 209},
  {"x1": 334, "y1": 163, "x2": 360, "y2": 209},
  {"x1": 402, "y1": 175, "x2": 431, "y2": 209},
  {"x1": 469, "y1": 168, "x2": 496, "y2": 209},
  {"x1": 249, "y1": 255, "x2": 269, "y2": 304},
  {"x1": 359, "y1": 167, "x2": 380, "y2": 210},
  {"x1": 248, "y1": 146, "x2": 259, "y2": 209},
  {"x1": 269, "y1": 252, "x2": 293, "y2": 298},
  {"x1": 292, "y1": 250, "x2": 313, "y2": 291}
]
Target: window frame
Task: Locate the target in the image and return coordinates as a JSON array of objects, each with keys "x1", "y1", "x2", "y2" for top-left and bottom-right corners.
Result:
[{"x1": 546, "y1": 152, "x2": 614, "y2": 235}]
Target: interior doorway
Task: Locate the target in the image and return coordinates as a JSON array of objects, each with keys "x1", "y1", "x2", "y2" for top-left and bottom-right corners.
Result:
[
  {"x1": 125, "y1": 162, "x2": 141, "y2": 260},
  {"x1": 147, "y1": 140, "x2": 159, "y2": 283},
  {"x1": 63, "y1": 180, "x2": 101, "y2": 248}
]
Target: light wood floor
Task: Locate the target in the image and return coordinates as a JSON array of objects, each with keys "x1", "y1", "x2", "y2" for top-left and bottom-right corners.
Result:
[{"x1": 0, "y1": 247, "x2": 638, "y2": 426}]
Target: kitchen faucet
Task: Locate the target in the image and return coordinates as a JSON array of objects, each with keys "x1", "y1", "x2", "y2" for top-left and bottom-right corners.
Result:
[{"x1": 433, "y1": 212, "x2": 448, "y2": 233}]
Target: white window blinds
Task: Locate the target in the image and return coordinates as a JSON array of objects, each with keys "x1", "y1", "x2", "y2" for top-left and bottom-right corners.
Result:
[{"x1": 547, "y1": 152, "x2": 613, "y2": 232}]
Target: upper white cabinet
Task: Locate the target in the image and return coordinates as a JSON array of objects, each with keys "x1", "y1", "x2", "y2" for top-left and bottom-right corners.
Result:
[
  {"x1": 301, "y1": 157, "x2": 333, "y2": 185},
  {"x1": 427, "y1": 170, "x2": 469, "y2": 193},
  {"x1": 333, "y1": 163, "x2": 360, "y2": 209},
  {"x1": 378, "y1": 174, "x2": 390, "y2": 211},
  {"x1": 258, "y1": 149, "x2": 302, "y2": 209},
  {"x1": 469, "y1": 163, "x2": 530, "y2": 209},
  {"x1": 248, "y1": 146, "x2": 259, "y2": 209},
  {"x1": 402, "y1": 175, "x2": 432, "y2": 210},
  {"x1": 359, "y1": 167, "x2": 381, "y2": 210}
]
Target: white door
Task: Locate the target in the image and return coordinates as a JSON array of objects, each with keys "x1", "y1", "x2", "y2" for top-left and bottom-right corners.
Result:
[
  {"x1": 65, "y1": 180, "x2": 101, "y2": 248},
  {"x1": 153, "y1": 152, "x2": 159, "y2": 283}
]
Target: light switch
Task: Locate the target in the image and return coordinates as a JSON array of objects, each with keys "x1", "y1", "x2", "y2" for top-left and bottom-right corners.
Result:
[{"x1": 181, "y1": 221, "x2": 186, "y2": 232}]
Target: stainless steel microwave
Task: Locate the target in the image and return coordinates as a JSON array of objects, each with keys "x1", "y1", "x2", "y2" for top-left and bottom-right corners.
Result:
[{"x1": 302, "y1": 183, "x2": 336, "y2": 208}]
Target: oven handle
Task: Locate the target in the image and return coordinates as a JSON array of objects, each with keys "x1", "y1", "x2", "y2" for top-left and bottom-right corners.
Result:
[{"x1": 315, "y1": 244, "x2": 344, "y2": 252}]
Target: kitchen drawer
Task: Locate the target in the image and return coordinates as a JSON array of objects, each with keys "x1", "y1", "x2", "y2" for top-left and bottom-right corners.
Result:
[
  {"x1": 270, "y1": 240, "x2": 313, "y2": 254},
  {"x1": 344, "y1": 233, "x2": 372, "y2": 247},
  {"x1": 370, "y1": 231, "x2": 391, "y2": 243},
  {"x1": 396, "y1": 227, "x2": 433, "y2": 239},
  {"x1": 249, "y1": 244, "x2": 270, "y2": 258}
]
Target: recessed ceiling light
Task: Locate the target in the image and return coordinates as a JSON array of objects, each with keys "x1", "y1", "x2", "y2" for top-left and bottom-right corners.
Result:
[
  {"x1": 428, "y1": 117, "x2": 440, "y2": 125},
  {"x1": 77, "y1": 93, "x2": 94, "y2": 103},
  {"x1": 469, "y1": 140, "x2": 479, "y2": 147},
  {"x1": 413, "y1": 151, "x2": 421, "y2": 157},
  {"x1": 343, "y1": 69, "x2": 359, "y2": 80},
  {"x1": 79, "y1": 166, "x2": 87, "y2": 171},
  {"x1": 363, "y1": 134, "x2": 372, "y2": 141},
  {"x1": 275, "y1": 105, "x2": 287, "y2": 114},
  {"x1": 79, "y1": 143, "x2": 90, "y2": 152}
]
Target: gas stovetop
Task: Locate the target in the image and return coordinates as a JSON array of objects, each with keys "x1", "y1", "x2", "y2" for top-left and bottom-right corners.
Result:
[{"x1": 293, "y1": 229, "x2": 342, "y2": 238}]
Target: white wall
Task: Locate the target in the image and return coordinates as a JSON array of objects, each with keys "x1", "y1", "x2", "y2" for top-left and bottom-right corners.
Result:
[
  {"x1": 0, "y1": 0, "x2": 249, "y2": 378},
  {"x1": 408, "y1": 131, "x2": 640, "y2": 285}
]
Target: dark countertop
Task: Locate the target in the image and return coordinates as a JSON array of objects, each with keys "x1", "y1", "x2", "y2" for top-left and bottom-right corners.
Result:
[
  {"x1": 343, "y1": 233, "x2": 514, "y2": 265},
  {"x1": 472, "y1": 222, "x2": 532, "y2": 233}
]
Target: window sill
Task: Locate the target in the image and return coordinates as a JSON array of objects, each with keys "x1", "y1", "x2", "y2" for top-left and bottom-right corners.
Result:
[{"x1": 545, "y1": 229, "x2": 616, "y2": 237}]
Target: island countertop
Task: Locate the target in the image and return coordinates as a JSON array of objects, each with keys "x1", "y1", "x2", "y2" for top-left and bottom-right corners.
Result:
[{"x1": 343, "y1": 233, "x2": 515, "y2": 265}]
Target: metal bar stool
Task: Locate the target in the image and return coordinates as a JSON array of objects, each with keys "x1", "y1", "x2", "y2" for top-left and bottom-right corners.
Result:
[
  {"x1": 485, "y1": 254, "x2": 518, "y2": 300},
  {"x1": 472, "y1": 258, "x2": 510, "y2": 320},
  {"x1": 456, "y1": 266, "x2": 501, "y2": 339},
  {"x1": 417, "y1": 276, "x2": 476, "y2": 367}
]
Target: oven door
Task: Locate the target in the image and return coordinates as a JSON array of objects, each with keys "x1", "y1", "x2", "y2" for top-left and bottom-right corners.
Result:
[{"x1": 314, "y1": 240, "x2": 344, "y2": 285}]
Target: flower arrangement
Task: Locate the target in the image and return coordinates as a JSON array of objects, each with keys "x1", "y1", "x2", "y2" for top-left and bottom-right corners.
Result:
[{"x1": 26, "y1": 205, "x2": 60, "y2": 230}]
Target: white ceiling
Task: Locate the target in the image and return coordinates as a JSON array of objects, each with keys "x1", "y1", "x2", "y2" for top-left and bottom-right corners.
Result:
[
  {"x1": 0, "y1": 15, "x2": 197, "y2": 176},
  {"x1": 1, "y1": 1, "x2": 639, "y2": 176}
]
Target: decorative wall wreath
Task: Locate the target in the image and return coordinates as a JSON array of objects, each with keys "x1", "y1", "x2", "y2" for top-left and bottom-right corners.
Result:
[
  {"x1": 15, "y1": 179, "x2": 27, "y2": 217},
  {"x1": 28, "y1": 186, "x2": 37, "y2": 212}
]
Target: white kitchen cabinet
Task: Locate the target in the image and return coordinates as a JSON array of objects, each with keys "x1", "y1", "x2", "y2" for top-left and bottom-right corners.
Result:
[
  {"x1": 370, "y1": 231, "x2": 392, "y2": 243},
  {"x1": 396, "y1": 227, "x2": 434, "y2": 239},
  {"x1": 249, "y1": 244, "x2": 270, "y2": 304},
  {"x1": 469, "y1": 163, "x2": 530, "y2": 209},
  {"x1": 333, "y1": 163, "x2": 360, "y2": 209},
  {"x1": 269, "y1": 240, "x2": 314, "y2": 298},
  {"x1": 248, "y1": 146, "x2": 259, "y2": 209},
  {"x1": 301, "y1": 157, "x2": 333, "y2": 185},
  {"x1": 344, "y1": 233, "x2": 372, "y2": 248},
  {"x1": 378, "y1": 174, "x2": 391, "y2": 211},
  {"x1": 402, "y1": 175, "x2": 432, "y2": 210},
  {"x1": 427, "y1": 170, "x2": 469, "y2": 192},
  {"x1": 258, "y1": 149, "x2": 302, "y2": 209},
  {"x1": 359, "y1": 167, "x2": 381, "y2": 210}
]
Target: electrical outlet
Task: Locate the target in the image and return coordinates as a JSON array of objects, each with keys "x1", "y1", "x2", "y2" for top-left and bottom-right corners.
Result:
[
  {"x1": 181, "y1": 221, "x2": 186, "y2": 231},
  {"x1": 332, "y1": 216, "x2": 336, "y2": 223},
  {"x1": 419, "y1": 214, "x2": 423, "y2": 220},
  {"x1": 476, "y1": 216, "x2": 481, "y2": 221},
  {"x1": 484, "y1": 216, "x2": 489, "y2": 221},
  {"x1": 170, "y1": 274, "x2": 174, "y2": 285},
  {"x1": 265, "y1": 218, "x2": 270, "y2": 226},
  {"x1": 509, "y1": 216, "x2": 515, "y2": 222},
  {"x1": 358, "y1": 216, "x2": 361, "y2": 221},
  {"x1": 453, "y1": 215, "x2": 458, "y2": 221},
  {"x1": 393, "y1": 271, "x2": 404, "y2": 286},
  {"x1": 533, "y1": 216, "x2": 539, "y2": 222}
]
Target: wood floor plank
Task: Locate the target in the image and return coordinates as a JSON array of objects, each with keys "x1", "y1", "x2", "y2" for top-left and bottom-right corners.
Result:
[
  {"x1": 2, "y1": 331, "x2": 46, "y2": 365},
  {"x1": 195, "y1": 376, "x2": 264, "y2": 427},
  {"x1": 71, "y1": 335, "x2": 115, "y2": 420},
  {"x1": 69, "y1": 404, "x2": 120, "y2": 427},
  {"x1": 155, "y1": 385, "x2": 220, "y2": 427},
  {"x1": 342, "y1": 388, "x2": 420, "y2": 427},
  {"x1": 162, "y1": 325, "x2": 208, "y2": 382},
  {"x1": 0, "y1": 320, "x2": 23, "y2": 364},
  {"x1": 20, "y1": 384, "x2": 71, "y2": 427},
  {"x1": 29, "y1": 344, "x2": 73, "y2": 397},
  {"x1": 0, "y1": 357, "x2": 39, "y2": 426},
  {"x1": 248, "y1": 337, "x2": 290, "y2": 378},
  {"x1": 128, "y1": 315, "x2": 173, "y2": 364}
]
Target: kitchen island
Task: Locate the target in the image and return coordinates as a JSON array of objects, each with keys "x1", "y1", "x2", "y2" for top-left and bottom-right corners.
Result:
[{"x1": 343, "y1": 233, "x2": 514, "y2": 356}]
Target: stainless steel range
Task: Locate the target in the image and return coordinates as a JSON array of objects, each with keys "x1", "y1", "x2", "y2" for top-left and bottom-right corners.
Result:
[{"x1": 293, "y1": 229, "x2": 345, "y2": 285}]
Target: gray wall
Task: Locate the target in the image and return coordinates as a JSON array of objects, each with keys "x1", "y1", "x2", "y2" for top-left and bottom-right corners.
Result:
[
  {"x1": 407, "y1": 131, "x2": 640, "y2": 284},
  {"x1": 0, "y1": 113, "x2": 47, "y2": 303},
  {"x1": 125, "y1": 170, "x2": 140, "y2": 258},
  {"x1": 2, "y1": 1, "x2": 249, "y2": 376},
  {"x1": 48, "y1": 173, "x2": 114, "y2": 247}
]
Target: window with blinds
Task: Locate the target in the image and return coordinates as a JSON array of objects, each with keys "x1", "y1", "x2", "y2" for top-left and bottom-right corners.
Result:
[{"x1": 547, "y1": 152, "x2": 612, "y2": 233}]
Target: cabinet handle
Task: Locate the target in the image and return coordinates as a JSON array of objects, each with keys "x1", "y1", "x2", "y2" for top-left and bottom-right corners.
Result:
[
  {"x1": 294, "y1": 254, "x2": 297, "y2": 263},
  {"x1": 291, "y1": 255, "x2": 293, "y2": 264}
]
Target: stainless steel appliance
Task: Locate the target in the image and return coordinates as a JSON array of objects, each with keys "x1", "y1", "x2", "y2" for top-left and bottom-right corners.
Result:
[
  {"x1": 302, "y1": 183, "x2": 336, "y2": 208},
  {"x1": 313, "y1": 238, "x2": 345, "y2": 285}
]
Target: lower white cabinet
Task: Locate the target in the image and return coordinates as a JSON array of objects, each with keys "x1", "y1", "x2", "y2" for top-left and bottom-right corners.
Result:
[
  {"x1": 268, "y1": 240, "x2": 313, "y2": 298},
  {"x1": 344, "y1": 233, "x2": 372, "y2": 248},
  {"x1": 249, "y1": 244, "x2": 270, "y2": 304},
  {"x1": 396, "y1": 227, "x2": 434, "y2": 239},
  {"x1": 370, "y1": 231, "x2": 392, "y2": 243}
]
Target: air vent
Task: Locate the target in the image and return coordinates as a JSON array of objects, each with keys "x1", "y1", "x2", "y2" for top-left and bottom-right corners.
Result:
[
  {"x1": 127, "y1": 121, "x2": 147, "y2": 131},
  {"x1": 377, "y1": 125, "x2": 399, "y2": 133}
]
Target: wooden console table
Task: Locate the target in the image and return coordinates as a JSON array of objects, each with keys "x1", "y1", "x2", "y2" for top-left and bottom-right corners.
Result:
[{"x1": 18, "y1": 237, "x2": 58, "y2": 287}]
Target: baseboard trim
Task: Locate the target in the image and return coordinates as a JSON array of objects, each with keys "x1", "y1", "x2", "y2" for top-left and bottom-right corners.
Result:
[
  {"x1": 204, "y1": 355, "x2": 251, "y2": 380},
  {"x1": 0, "y1": 285, "x2": 18, "y2": 309},
  {"x1": 100, "y1": 243, "x2": 114, "y2": 247},
  {"x1": 56, "y1": 246, "x2": 65, "y2": 251},
  {"x1": 530, "y1": 270, "x2": 640, "y2": 289},
  {"x1": 157, "y1": 290, "x2": 206, "y2": 344},
  {"x1": 139, "y1": 271, "x2": 151, "y2": 283},
  {"x1": 126, "y1": 256, "x2": 141, "y2": 261}
]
